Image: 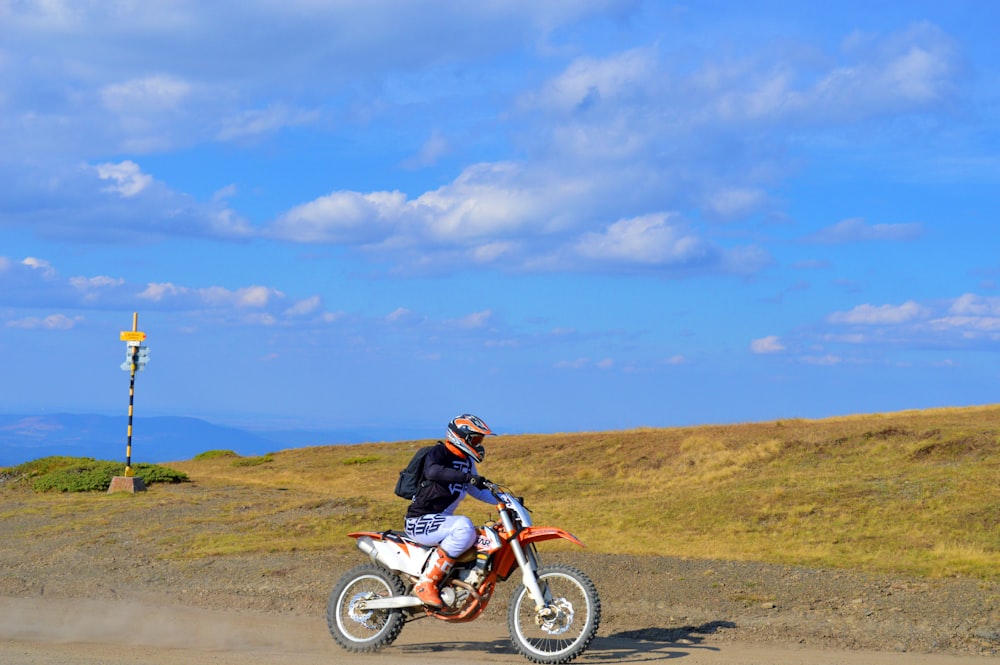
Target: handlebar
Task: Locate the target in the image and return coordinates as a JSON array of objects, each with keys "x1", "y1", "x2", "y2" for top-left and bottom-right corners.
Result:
[{"x1": 485, "y1": 481, "x2": 528, "y2": 512}]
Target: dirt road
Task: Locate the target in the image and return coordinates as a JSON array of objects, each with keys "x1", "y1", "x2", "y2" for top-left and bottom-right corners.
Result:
[
  {"x1": 2, "y1": 475, "x2": 998, "y2": 663},
  {"x1": 0, "y1": 597, "x2": 992, "y2": 665}
]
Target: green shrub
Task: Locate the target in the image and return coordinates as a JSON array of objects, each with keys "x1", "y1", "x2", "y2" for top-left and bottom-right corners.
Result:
[
  {"x1": 135, "y1": 463, "x2": 189, "y2": 485},
  {"x1": 10, "y1": 457, "x2": 189, "y2": 492},
  {"x1": 193, "y1": 449, "x2": 238, "y2": 461},
  {"x1": 5, "y1": 456, "x2": 88, "y2": 479},
  {"x1": 232, "y1": 453, "x2": 274, "y2": 467}
]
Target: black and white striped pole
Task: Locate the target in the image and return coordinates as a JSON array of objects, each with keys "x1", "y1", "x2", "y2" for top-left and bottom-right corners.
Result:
[{"x1": 110, "y1": 312, "x2": 149, "y2": 494}]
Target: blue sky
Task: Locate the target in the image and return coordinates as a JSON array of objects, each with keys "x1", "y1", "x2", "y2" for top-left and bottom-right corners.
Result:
[{"x1": 2, "y1": 1, "x2": 999, "y2": 439}]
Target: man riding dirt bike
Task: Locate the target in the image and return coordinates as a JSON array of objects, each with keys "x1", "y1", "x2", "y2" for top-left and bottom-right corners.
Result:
[
  {"x1": 327, "y1": 414, "x2": 601, "y2": 664},
  {"x1": 404, "y1": 414, "x2": 498, "y2": 607}
]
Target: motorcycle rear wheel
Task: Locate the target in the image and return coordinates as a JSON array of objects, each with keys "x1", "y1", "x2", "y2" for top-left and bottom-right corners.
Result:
[
  {"x1": 327, "y1": 563, "x2": 407, "y2": 652},
  {"x1": 507, "y1": 563, "x2": 601, "y2": 664}
]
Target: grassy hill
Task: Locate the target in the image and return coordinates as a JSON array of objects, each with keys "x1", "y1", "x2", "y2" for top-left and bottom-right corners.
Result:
[{"x1": 3, "y1": 405, "x2": 998, "y2": 580}]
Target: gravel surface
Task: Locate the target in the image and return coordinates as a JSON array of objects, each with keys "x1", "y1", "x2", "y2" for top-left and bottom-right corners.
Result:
[{"x1": 1, "y1": 482, "x2": 998, "y2": 659}]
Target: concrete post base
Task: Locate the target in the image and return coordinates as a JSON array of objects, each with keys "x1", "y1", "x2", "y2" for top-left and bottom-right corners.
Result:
[{"x1": 108, "y1": 476, "x2": 147, "y2": 494}]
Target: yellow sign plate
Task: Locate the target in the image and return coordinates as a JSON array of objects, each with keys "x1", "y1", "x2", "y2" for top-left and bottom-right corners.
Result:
[{"x1": 120, "y1": 331, "x2": 147, "y2": 342}]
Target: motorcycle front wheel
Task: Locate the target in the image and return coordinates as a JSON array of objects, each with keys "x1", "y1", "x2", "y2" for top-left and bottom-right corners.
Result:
[
  {"x1": 507, "y1": 563, "x2": 601, "y2": 664},
  {"x1": 326, "y1": 563, "x2": 406, "y2": 652}
]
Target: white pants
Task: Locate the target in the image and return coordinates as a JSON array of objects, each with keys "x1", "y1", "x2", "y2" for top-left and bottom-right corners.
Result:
[{"x1": 404, "y1": 514, "x2": 477, "y2": 558}]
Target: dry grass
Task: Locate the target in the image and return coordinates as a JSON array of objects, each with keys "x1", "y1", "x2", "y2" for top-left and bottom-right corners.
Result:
[{"x1": 4, "y1": 405, "x2": 999, "y2": 580}]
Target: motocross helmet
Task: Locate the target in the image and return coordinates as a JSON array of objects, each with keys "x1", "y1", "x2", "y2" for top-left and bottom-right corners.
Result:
[{"x1": 444, "y1": 413, "x2": 493, "y2": 463}]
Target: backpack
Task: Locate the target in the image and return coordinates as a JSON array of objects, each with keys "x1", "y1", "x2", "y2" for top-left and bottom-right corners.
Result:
[{"x1": 394, "y1": 444, "x2": 435, "y2": 500}]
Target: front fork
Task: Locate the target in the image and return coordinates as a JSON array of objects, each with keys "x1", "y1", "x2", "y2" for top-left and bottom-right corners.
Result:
[{"x1": 501, "y1": 511, "x2": 549, "y2": 611}]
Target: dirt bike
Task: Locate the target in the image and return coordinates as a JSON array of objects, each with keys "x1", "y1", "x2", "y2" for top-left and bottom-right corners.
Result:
[{"x1": 326, "y1": 481, "x2": 601, "y2": 664}]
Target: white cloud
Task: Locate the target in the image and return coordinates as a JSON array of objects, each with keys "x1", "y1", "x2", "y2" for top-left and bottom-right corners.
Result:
[
  {"x1": 520, "y1": 46, "x2": 657, "y2": 114},
  {"x1": 235, "y1": 286, "x2": 281, "y2": 308},
  {"x1": 839, "y1": 22, "x2": 959, "y2": 109},
  {"x1": 932, "y1": 315, "x2": 1000, "y2": 333},
  {"x1": 929, "y1": 295, "x2": 1000, "y2": 336},
  {"x1": 450, "y1": 310, "x2": 493, "y2": 329},
  {"x1": 100, "y1": 75, "x2": 192, "y2": 113},
  {"x1": 138, "y1": 282, "x2": 283, "y2": 310},
  {"x1": 573, "y1": 213, "x2": 712, "y2": 267},
  {"x1": 416, "y1": 162, "x2": 560, "y2": 240},
  {"x1": 69, "y1": 274, "x2": 126, "y2": 302},
  {"x1": 213, "y1": 184, "x2": 238, "y2": 202},
  {"x1": 472, "y1": 241, "x2": 518, "y2": 264},
  {"x1": 0, "y1": 1, "x2": 637, "y2": 163},
  {"x1": 217, "y1": 104, "x2": 320, "y2": 141},
  {"x1": 0, "y1": 158, "x2": 252, "y2": 243},
  {"x1": 94, "y1": 161, "x2": 153, "y2": 198},
  {"x1": 269, "y1": 191, "x2": 409, "y2": 244},
  {"x1": 0, "y1": 257, "x2": 340, "y2": 333},
  {"x1": 712, "y1": 22, "x2": 959, "y2": 124},
  {"x1": 266, "y1": 162, "x2": 619, "y2": 269},
  {"x1": 196, "y1": 285, "x2": 282, "y2": 308},
  {"x1": 751, "y1": 336, "x2": 786, "y2": 354},
  {"x1": 0, "y1": 13, "x2": 963, "y2": 280},
  {"x1": 703, "y1": 187, "x2": 768, "y2": 222},
  {"x1": 22, "y1": 257, "x2": 56, "y2": 278},
  {"x1": 69, "y1": 275, "x2": 125, "y2": 290},
  {"x1": 948, "y1": 293, "x2": 1000, "y2": 317},
  {"x1": 285, "y1": 295, "x2": 322, "y2": 317},
  {"x1": 805, "y1": 217, "x2": 923, "y2": 244},
  {"x1": 886, "y1": 45, "x2": 948, "y2": 102},
  {"x1": 401, "y1": 129, "x2": 451, "y2": 169},
  {"x1": 828, "y1": 301, "x2": 930, "y2": 325},
  {"x1": 7, "y1": 314, "x2": 80, "y2": 330},
  {"x1": 386, "y1": 307, "x2": 416, "y2": 323},
  {"x1": 795, "y1": 292, "x2": 1000, "y2": 355},
  {"x1": 139, "y1": 283, "x2": 188, "y2": 302}
]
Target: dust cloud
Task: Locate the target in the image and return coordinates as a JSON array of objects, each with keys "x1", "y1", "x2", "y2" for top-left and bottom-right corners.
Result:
[{"x1": 0, "y1": 597, "x2": 329, "y2": 653}]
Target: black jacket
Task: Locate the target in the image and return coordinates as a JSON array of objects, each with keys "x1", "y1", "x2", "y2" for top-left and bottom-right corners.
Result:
[{"x1": 405, "y1": 442, "x2": 474, "y2": 519}]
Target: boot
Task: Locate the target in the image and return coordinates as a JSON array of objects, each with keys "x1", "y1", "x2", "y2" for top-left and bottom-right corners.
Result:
[{"x1": 413, "y1": 547, "x2": 455, "y2": 608}]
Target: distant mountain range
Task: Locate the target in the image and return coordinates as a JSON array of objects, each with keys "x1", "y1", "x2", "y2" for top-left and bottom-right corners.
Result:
[{"x1": 0, "y1": 414, "x2": 439, "y2": 467}]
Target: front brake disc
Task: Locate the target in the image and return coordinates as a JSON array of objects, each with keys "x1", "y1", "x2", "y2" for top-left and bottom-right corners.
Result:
[{"x1": 535, "y1": 597, "x2": 574, "y2": 635}]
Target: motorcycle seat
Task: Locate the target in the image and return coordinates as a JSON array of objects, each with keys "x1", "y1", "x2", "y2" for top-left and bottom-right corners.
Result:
[
  {"x1": 383, "y1": 530, "x2": 477, "y2": 563},
  {"x1": 382, "y1": 529, "x2": 418, "y2": 545}
]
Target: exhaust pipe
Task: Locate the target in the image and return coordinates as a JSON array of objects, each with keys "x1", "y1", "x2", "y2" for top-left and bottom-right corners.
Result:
[
  {"x1": 356, "y1": 536, "x2": 377, "y2": 560},
  {"x1": 354, "y1": 534, "x2": 429, "y2": 578}
]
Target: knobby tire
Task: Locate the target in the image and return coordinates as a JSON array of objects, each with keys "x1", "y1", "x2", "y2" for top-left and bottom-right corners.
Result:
[
  {"x1": 327, "y1": 563, "x2": 407, "y2": 652},
  {"x1": 507, "y1": 563, "x2": 601, "y2": 664}
]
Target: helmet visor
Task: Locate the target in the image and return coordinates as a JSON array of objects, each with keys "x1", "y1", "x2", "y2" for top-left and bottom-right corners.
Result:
[{"x1": 467, "y1": 433, "x2": 486, "y2": 461}]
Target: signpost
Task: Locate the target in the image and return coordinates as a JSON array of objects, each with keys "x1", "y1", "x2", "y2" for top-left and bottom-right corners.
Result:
[{"x1": 108, "y1": 312, "x2": 149, "y2": 494}]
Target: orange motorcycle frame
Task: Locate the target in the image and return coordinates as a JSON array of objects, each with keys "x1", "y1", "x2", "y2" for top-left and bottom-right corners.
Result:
[{"x1": 427, "y1": 525, "x2": 585, "y2": 623}]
